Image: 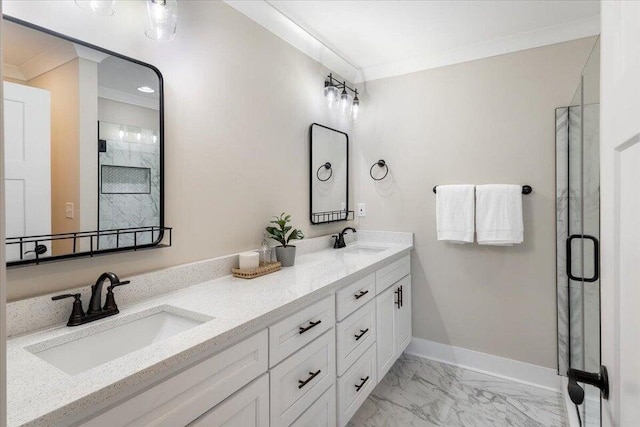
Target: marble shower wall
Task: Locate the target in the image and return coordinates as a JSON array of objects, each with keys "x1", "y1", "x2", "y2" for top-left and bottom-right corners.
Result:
[
  {"x1": 97, "y1": 121, "x2": 160, "y2": 249},
  {"x1": 556, "y1": 104, "x2": 600, "y2": 377}
]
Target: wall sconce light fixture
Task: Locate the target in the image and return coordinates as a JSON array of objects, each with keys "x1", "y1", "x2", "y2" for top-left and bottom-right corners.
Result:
[
  {"x1": 324, "y1": 73, "x2": 361, "y2": 121},
  {"x1": 75, "y1": 0, "x2": 178, "y2": 41},
  {"x1": 75, "y1": 0, "x2": 115, "y2": 16}
]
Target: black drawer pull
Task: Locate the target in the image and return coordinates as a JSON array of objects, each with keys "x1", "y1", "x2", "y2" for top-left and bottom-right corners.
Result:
[
  {"x1": 354, "y1": 290, "x2": 369, "y2": 300},
  {"x1": 298, "y1": 369, "x2": 321, "y2": 389},
  {"x1": 355, "y1": 376, "x2": 370, "y2": 392},
  {"x1": 299, "y1": 320, "x2": 322, "y2": 334},
  {"x1": 354, "y1": 328, "x2": 369, "y2": 341},
  {"x1": 395, "y1": 288, "x2": 401, "y2": 309}
]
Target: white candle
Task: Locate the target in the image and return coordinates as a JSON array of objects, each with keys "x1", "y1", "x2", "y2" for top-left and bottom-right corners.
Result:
[{"x1": 239, "y1": 251, "x2": 260, "y2": 269}]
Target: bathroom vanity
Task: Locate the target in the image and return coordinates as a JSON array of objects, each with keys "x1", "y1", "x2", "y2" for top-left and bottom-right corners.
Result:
[{"x1": 5, "y1": 232, "x2": 413, "y2": 426}]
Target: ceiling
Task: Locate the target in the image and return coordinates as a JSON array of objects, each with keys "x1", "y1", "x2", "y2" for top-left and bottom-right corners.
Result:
[
  {"x1": 2, "y1": 20, "x2": 66, "y2": 67},
  {"x1": 2, "y1": 20, "x2": 158, "y2": 104},
  {"x1": 98, "y1": 56, "x2": 160, "y2": 102},
  {"x1": 228, "y1": 0, "x2": 600, "y2": 82}
]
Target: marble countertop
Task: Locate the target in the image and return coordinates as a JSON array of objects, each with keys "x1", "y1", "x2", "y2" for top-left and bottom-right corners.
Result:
[{"x1": 6, "y1": 239, "x2": 412, "y2": 426}]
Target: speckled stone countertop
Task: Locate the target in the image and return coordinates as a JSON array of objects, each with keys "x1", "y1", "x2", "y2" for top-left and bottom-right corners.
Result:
[{"x1": 6, "y1": 233, "x2": 412, "y2": 426}]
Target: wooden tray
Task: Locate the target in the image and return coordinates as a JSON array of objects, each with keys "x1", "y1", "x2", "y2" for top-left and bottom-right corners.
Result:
[{"x1": 232, "y1": 261, "x2": 281, "y2": 279}]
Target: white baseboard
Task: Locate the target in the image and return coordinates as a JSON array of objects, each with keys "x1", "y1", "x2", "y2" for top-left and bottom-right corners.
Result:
[{"x1": 406, "y1": 337, "x2": 562, "y2": 392}]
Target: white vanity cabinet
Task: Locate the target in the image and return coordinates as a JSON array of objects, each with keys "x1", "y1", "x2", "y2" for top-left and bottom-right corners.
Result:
[
  {"x1": 188, "y1": 374, "x2": 270, "y2": 427},
  {"x1": 81, "y1": 330, "x2": 269, "y2": 427},
  {"x1": 77, "y1": 251, "x2": 411, "y2": 427},
  {"x1": 375, "y1": 256, "x2": 412, "y2": 381}
]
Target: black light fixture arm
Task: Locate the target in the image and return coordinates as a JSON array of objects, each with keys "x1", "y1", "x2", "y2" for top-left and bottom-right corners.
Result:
[{"x1": 326, "y1": 73, "x2": 359, "y2": 97}]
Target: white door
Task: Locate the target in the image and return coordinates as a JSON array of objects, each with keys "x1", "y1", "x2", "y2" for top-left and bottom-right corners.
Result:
[
  {"x1": 188, "y1": 374, "x2": 269, "y2": 427},
  {"x1": 601, "y1": 2, "x2": 640, "y2": 426},
  {"x1": 3, "y1": 82, "x2": 51, "y2": 262},
  {"x1": 395, "y1": 276, "x2": 412, "y2": 357},
  {"x1": 376, "y1": 284, "x2": 397, "y2": 381}
]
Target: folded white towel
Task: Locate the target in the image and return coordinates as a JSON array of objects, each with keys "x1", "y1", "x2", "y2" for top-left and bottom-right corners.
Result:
[
  {"x1": 475, "y1": 184, "x2": 523, "y2": 245},
  {"x1": 436, "y1": 185, "x2": 475, "y2": 243}
]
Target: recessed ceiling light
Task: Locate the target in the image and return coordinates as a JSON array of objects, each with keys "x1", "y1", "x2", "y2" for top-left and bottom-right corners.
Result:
[{"x1": 137, "y1": 86, "x2": 155, "y2": 93}]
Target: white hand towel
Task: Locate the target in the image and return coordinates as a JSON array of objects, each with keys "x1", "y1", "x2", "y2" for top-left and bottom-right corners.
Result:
[
  {"x1": 436, "y1": 185, "x2": 475, "y2": 243},
  {"x1": 476, "y1": 184, "x2": 523, "y2": 245}
]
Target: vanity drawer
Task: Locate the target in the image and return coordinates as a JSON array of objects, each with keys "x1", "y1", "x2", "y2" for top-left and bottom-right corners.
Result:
[
  {"x1": 375, "y1": 254, "x2": 410, "y2": 294},
  {"x1": 270, "y1": 329, "x2": 336, "y2": 427},
  {"x1": 335, "y1": 273, "x2": 375, "y2": 321},
  {"x1": 188, "y1": 374, "x2": 269, "y2": 427},
  {"x1": 82, "y1": 330, "x2": 268, "y2": 427},
  {"x1": 269, "y1": 296, "x2": 335, "y2": 367},
  {"x1": 336, "y1": 300, "x2": 376, "y2": 376},
  {"x1": 337, "y1": 342, "x2": 377, "y2": 427},
  {"x1": 290, "y1": 384, "x2": 336, "y2": 427}
]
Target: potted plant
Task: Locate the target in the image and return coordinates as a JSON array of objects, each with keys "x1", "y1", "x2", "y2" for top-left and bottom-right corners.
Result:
[{"x1": 266, "y1": 213, "x2": 304, "y2": 267}]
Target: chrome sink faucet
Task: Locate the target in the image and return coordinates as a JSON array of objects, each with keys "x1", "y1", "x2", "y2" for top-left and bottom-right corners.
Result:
[
  {"x1": 52, "y1": 272, "x2": 130, "y2": 326},
  {"x1": 333, "y1": 227, "x2": 357, "y2": 249}
]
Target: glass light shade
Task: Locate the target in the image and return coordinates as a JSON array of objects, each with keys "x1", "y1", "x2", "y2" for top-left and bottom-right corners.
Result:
[
  {"x1": 351, "y1": 99, "x2": 361, "y2": 121},
  {"x1": 75, "y1": 0, "x2": 115, "y2": 16},
  {"x1": 146, "y1": 0, "x2": 178, "y2": 41},
  {"x1": 339, "y1": 92, "x2": 353, "y2": 116},
  {"x1": 324, "y1": 85, "x2": 339, "y2": 110}
]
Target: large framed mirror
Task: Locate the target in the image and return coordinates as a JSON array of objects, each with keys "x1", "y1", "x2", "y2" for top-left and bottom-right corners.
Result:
[
  {"x1": 309, "y1": 123, "x2": 351, "y2": 224},
  {"x1": 2, "y1": 16, "x2": 166, "y2": 266}
]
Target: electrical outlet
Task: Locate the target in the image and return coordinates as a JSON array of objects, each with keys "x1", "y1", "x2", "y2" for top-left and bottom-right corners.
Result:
[
  {"x1": 357, "y1": 203, "x2": 366, "y2": 217},
  {"x1": 65, "y1": 202, "x2": 74, "y2": 219}
]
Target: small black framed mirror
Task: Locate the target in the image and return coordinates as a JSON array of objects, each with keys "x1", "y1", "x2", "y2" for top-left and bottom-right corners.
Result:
[
  {"x1": 309, "y1": 123, "x2": 350, "y2": 224},
  {"x1": 3, "y1": 16, "x2": 167, "y2": 266}
]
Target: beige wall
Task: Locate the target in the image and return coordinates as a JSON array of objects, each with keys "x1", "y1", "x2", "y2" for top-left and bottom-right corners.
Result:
[
  {"x1": 78, "y1": 58, "x2": 99, "y2": 238},
  {"x1": 5, "y1": 1, "x2": 354, "y2": 301},
  {"x1": 28, "y1": 59, "x2": 81, "y2": 255},
  {"x1": 353, "y1": 37, "x2": 597, "y2": 369},
  {"x1": 98, "y1": 98, "x2": 158, "y2": 131}
]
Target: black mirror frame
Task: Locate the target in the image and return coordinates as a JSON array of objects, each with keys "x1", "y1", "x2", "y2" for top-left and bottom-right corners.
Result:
[
  {"x1": 3, "y1": 15, "x2": 165, "y2": 267},
  {"x1": 309, "y1": 123, "x2": 349, "y2": 225}
]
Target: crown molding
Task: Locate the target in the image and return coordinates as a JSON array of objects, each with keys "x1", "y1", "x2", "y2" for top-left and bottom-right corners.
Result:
[
  {"x1": 2, "y1": 64, "x2": 25, "y2": 81},
  {"x1": 98, "y1": 86, "x2": 160, "y2": 111},
  {"x1": 358, "y1": 15, "x2": 600, "y2": 82},
  {"x1": 224, "y1": 0, "x2": 360, "y2": 82},
  {"x1": 224, "y1": 0, "x2": 599, "y2": 83},
  {"x1": 18, "y1": 41, "x2": 78, "y2": 81}
]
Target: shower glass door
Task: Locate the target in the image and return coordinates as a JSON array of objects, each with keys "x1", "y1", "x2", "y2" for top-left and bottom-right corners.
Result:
[{"x1": 556, "y1": 39, "x2": 600, "y2": 426}]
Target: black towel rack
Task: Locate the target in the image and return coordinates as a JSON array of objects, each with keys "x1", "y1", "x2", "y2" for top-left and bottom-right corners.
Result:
[{"x1": 432, "y1": 185, "x2": 532, "y2": 194}]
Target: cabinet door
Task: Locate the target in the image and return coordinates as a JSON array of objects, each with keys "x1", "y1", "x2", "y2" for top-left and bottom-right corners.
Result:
[
  {"x1": 188, "y1": 374, "x2": 269, "y2": 427},
  {"x1": 290, "y1": 384, "x2": 336, "y2": 427},
  {"x1": 394, "y1": 275, "x2": 412, "y2": 358},
  {"x1": 376, "y1": 285, "x2": 397, "y2": 382}
]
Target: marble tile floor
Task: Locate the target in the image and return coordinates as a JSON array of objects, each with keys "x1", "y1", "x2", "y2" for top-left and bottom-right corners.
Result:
[{"x1": 348, "y1": 354, "x2": 566, "y2": 427}]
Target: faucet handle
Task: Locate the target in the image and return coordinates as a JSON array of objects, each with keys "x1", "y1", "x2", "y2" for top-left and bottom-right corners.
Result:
[
  {"x1": 51, "y1": 293, "x2": 86, "y2": 326},
  {"x1": 52, "y1": 293, "x2": 81, "y2": 301},
  {"x1": 104, "y1": 280, "x2": 129, "y2": 312},
  {"x1": 107, "y1": 280, "x2": 130, "y2": 291}
]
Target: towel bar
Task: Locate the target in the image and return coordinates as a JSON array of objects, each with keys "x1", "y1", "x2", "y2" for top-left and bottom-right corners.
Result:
[{"x1": 433, "y1": 185, "x2": 532, "y2": 194}]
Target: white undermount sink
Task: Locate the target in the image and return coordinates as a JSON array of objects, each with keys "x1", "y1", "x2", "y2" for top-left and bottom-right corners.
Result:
[
  {"x1": 343, "y1": 245, "x2": 390, "y2": 255},
  {"x1": 27, "y1": 306, "x2": 212, "y2": 376}
]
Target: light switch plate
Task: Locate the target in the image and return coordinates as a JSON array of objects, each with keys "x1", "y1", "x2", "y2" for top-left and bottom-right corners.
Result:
[
  {"x1": 357, "y1": 203, "x2": 366, "y2": 217},
  {"x1": 65, "y1": 202, "x2": 74, "y2": 219}
]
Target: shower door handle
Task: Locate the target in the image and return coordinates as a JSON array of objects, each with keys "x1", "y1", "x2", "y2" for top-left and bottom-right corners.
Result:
[{"x1": 566, "y1": 234, "x2": 600, "y2": 282}]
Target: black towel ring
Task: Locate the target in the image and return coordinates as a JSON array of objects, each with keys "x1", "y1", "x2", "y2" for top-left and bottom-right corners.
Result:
[
  {"x1": 370, "y1": 160, "x2": 388, "y2": 181},
  {"x1": 316, "y1": 162, "x2": 332, "y2": 182}
]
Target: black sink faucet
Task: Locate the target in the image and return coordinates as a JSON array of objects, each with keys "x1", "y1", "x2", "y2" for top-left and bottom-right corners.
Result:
[
  {"x1": 333, "y1": 227, "x2": 357, "y2": 249},
  {"x1": 52, "y1": 272, "x2": 130, "y2": 326},
  {"x1": 89, "y1": 272, "x2": 123, "y2": 315}
]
